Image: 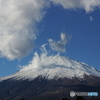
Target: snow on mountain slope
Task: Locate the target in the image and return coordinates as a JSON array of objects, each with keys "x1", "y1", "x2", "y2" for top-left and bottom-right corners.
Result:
[{"x1": 0, "y1": 52, "x2": 100, "y2": 81}]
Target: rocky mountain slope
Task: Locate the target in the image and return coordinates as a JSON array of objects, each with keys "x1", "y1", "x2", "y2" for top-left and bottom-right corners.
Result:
[{"x1": 0, "y1": 54, "x2": 100, "y2": 100}]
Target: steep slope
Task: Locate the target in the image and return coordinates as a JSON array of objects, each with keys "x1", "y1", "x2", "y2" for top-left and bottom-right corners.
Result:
[
  {"x1": 0, "y1": 76, "x2": 100, "y2": 100},
  {"x1": 0, "y1": 53, "x2": 100, "y2": 81}
]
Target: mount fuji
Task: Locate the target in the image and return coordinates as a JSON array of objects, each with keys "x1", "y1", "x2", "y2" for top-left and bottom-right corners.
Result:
[
  {"x1": 1, "y1": 52, "x2": 100, "y2": 81},
  {"x1": 0, "y1": 52, "x2": 100, "y2": 100}
]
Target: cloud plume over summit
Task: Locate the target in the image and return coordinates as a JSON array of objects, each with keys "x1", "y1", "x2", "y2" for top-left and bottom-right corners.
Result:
[{"x1": 48, "y1": 33, "x2": 71, "y2": 52}]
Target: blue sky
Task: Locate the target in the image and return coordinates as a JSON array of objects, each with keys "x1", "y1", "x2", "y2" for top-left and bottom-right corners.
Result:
[{"x1": 0, "y1": 0, "x2": 100, "y2": 76}]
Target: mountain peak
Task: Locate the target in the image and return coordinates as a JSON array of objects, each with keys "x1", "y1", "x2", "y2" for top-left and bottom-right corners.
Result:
[{"x1": 1, "y1": 53, "x2": 100, "y2": 81}]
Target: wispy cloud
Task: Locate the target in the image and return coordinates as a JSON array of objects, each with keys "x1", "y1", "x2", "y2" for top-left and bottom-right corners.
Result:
[
  {"x1": 48, "y1": 33, "x2": 71, "y2": 52},
  {"x1": 0, "y1": 0, "x2": 49, "y2": 60},
  {"x1": 50, "y1": 0, "x2": 100, "y2": 12},
  {"x1": 20, "y1": 45, "x2": 67, "y2": 70},
  {"x1": 90, "y1": 16, "x2": 93, "y2": 21}
]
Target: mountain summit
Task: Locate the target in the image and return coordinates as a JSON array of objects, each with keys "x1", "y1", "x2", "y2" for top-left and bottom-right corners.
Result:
[{"x1": 1, "y1": 53, "x2": 100, "y2": 81}]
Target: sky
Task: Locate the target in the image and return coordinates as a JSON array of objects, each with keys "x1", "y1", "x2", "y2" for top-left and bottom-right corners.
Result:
[{"x1": 0, "y1": 0, "x2": 100, "y2": 77}]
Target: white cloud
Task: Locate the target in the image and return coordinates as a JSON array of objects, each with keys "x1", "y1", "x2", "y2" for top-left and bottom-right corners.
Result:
[
  {"x1": 90, "y1": 16, "x2": 93, "y2": 21},
  {"x1": 0, "y1": 0, "x2": 100, "y2": 60},
  {"x1": 0, "y1": 0, "x2": 49, "y2": 60},
  {"x1": 48, "y1": 33, "x2": 71, "y2": 52},
  {"x1": 50, "y1": 0, "x2": 100, "y2": 12},
  {"x1": 40, "y1": 43, "x2": 48, "y2": 54}
]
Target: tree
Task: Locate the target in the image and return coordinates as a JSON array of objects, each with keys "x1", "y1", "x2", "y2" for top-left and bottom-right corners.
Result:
[
  {"x1": 20, "y1": 96, "x2": 24, "y2": 100},
  {"x1": 62, "y1": 97, "x2": 69, "y2": 100},
  {"x1": 76, "y1": 96, "x2": 85, "y2": 100}
]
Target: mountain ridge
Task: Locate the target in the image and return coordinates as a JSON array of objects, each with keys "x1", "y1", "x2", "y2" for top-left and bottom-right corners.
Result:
[
  {"x1": 0, "y1": 54, "x2": 100, "y2": 81},
  {"x1": 0, "y1": 75, "x2": 100, "y2": 100}
]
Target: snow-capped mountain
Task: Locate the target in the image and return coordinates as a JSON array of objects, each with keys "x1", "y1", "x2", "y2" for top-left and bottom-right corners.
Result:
[
  {"x1": 0, "y1": 53, "x2": 100, "y2": 81},
  {"x1": 0, "y1": 53, "x2": 100, "y2": 100}
]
